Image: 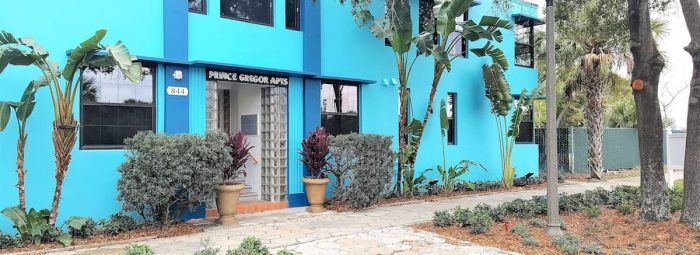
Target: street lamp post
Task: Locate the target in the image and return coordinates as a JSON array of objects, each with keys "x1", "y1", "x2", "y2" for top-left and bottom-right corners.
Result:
[{"x1": 545, "y1": 0, "x2": 563, "y2": 237}]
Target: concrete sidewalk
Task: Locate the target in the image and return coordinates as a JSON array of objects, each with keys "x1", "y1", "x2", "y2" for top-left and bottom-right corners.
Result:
[{"x1": 46, "y1": 176, "x2": 659, "y2": 255}]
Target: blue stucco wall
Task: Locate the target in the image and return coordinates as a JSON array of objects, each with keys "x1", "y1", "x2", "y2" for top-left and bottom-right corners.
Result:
[
  {"x1": 320, "y1": 0, "x2": 540, "y2": 183},
  {"x1": 0, "y1": 0, "x2": 165, "y2": 232},
  {"x1": 0, "y1": 0, "x2": 540, "y2": 232}
]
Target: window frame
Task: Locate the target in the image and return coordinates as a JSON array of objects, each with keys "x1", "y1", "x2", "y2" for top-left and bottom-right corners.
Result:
[
  {"x1": 285, "y1": 0, "x2": 300, "y2": 30},
  {"x1": 220, "y1": 0, "x2": 274, "y2": 27},
  {"x1": 447, "y1": 92, "x2": 457, "y2": 145},
  {"x1": 449, "y1": 11, "x2": 469, "y2": 58},
  {"x1": 320, "y1": 81, "x2": 361, "y2": 136},
  {"x1": 188, "y1": 0, "x2": 207, "y2": 15},
  {"x1": 515, "y1": 103, "x2": 535, "y2": 144},
  {"x1": 514, "y1": 22, "x2": 535, "y2": 68},
  {"x1": 79, "y1": 63, "x2": 157, "y2": 150}
]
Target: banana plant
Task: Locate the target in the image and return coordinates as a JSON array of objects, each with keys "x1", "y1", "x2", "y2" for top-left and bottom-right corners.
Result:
[
  {"x1": 0, "y1": 29, "x2": 143, "y2": 225},
  {"x1": 0, "y1": 81, "x2": 40, "y2": 212},
  {"x1": 1, "y1": 206, "x2": 88, "y2": 246},
  {"x1": 409, "y1": 0, "x2": 512, "y2": 181},
  {"x1": 482, "y1": 63, "x2": 535, "y2": 189}
]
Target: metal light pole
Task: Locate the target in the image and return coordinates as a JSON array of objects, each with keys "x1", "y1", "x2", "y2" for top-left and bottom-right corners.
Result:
[{"x1": 545, "y1": 0, "x2": 563, "y2": 237}]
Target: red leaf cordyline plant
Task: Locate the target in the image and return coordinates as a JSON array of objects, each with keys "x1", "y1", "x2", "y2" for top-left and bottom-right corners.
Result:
[
  {"x1": 223, "y1": 131, "x2": 253, "y2": 185},
  {"x1": 300, "y1": 127, "x2": 331, "y2": 179}
]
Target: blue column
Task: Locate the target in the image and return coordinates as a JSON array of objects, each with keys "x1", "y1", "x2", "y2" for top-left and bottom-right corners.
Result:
[
  {"x1": 164, "y1": 64, "x2": 190, "y2": 134},
  {"x1": 287, "y1": 77, "x2": 307, "y2": 207},
  {"x1": 156, "y1": 63, "x2": 166, "y2": 133},
  {"x1": 163, "y1": 0, "x2": 188, "y2": 61},
  {"x1": 189, "y1": 67, "x2": 206, "y2": 135}
]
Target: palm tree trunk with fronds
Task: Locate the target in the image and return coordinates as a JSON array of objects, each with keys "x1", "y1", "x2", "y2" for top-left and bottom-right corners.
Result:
[
  {"x1": 628, "y1": 0, "x2": 670, "y2": 221},
  {"x1": 585, "y1": 76, "x2": 605, "y2": 180},
  {"x1": 49, "y1": 121, "x2": 77, "y2": 225}
]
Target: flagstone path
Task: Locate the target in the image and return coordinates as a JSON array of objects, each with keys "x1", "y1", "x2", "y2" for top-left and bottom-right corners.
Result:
[{"x1": 41, "y1": 175, "x2": 675, "y2": 255}]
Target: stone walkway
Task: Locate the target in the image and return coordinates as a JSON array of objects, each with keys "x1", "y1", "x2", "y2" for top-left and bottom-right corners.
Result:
[{"x1": 47, "y1": 176, "x2": 656, "y2": 255}]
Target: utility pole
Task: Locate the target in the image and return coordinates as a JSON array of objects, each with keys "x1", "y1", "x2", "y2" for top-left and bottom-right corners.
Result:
[{"x1": 545, "y1": 0, "x2": 563, "y2": 237}]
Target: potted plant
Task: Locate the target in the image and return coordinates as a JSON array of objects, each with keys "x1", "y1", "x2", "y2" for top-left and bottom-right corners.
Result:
[
  {"x1": 300, "y1": 127, "x2": 331, "y2": 213},
  {"x1": 216, "y1": 131, "x2": 253, "y2": 225}
]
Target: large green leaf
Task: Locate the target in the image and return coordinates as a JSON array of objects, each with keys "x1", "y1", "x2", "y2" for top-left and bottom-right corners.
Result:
[
  {"x1": 435, "y1": 0, "x2": 473, "y2": 38},
  {"x1": 413, "y1": 32, "x2": 435, "y2": 56},
  {"x1": 63, "y1": 29, "x2": 107, "y2": 82},
  {"x1": 439, "y1": 99, "x2": 449, "y2": 136},
  {"x1": 63, "y1": 216, "x2": 89, "y2": 230},
  {"x1": 479, "y1": 16, "x2": 513, "y2": 30},
  {"x1": 55, "y1": 233, "x2": 72, "y2": 246},
  {"x1": 0, "y1": 47, "x2": 35, "y2": 73},
  {"x1": 471, "y1": 41, "x2": 509, "y2": 71},
  {"x1": 1, "y1": 206, "x2": 28, "y2": 235},
  {"x1": 432, "y1": 45, "x2": 451, "y2": 71},
  {"x1": 105, "y1": 40, "x2": 143, "y2": 83},
  {"x1": 0, "y1": 102, "x2": 12, "y2": 131},
  {"x1": 388, "y1": 0, "x2": 413, "y2": 54}
]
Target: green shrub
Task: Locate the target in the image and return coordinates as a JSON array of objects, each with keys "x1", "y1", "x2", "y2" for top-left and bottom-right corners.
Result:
[
  {"x1": 0, "y1": 206, "x2": 86, "y2": 246},
  {"x1": 0, "y1": 232, "x2": 22, "y2": 249},
  {"x1": 513, "y1": 175, "x2": 543, "y2": 187},
  {"x1": 69, "y1": 218, "x2": 97, "y2": 238},
  {"x1": 453, "y1": 206, "x2": 470, "y2": 227},
  {"x1": 582, "y1": 188, "x2": 610, "y2": 206},
  {"x1": 227, "y1": 237, "x2": 269, "y2": 255},
  {"x1": 522, "y1": 237, "x2": 540, "y2": 247},
  {"x1": 433, "y1": 210, "x2": 454, "y2": 227},
  {"x1": 616, "y1": 204, "x2": 634, "y2": 215},
  {"x1": 490, "y1": 204, "x2": 508, "y2": 222},
  {"x1": 560, "y1": 220, "x2": 568, "y2": 230},
  {"x1": 560, "y1": 193, "x2": 585, "y2": 213},
  {"x1": 582, "y1": 243, "x2": 602, "y2": 254},
  {"x1": 528, "y1": 218, "x2": 547, "y2": 228},
  {"x1": 670, "y1": 187, "x2": 684, "y2": 213},
  {"x1": 466, "y1": 210, "x2": 494, "y2": 234},
  {"x1": 583, "y1": 206, "x2": 601, "y2": 219},
  {"x1": 123, "y1": 244, "x2": 155, "y2": 255},
  {"x1": 511, "y1": 224, "x2": 530, "y2": 237},
  {"x1": 193, "y1": 239, "x2": 220, "y2": 255},
  {"x1": 276, "y1": 250, "x2": 296, "y2": 255},
  {"x1": 552, "y1": 234, "x2": 580, "y2": 255},
  {"x1": 99, "y1": 213, "x2": 139, "y2": 236},
  {"x1": 330, "y1": 134, "x2": 395, "y2": 209},
  {"x1": 117, "y1": 131, "x2": 232, "y2": 224},
  {"x1": 504, "y1": 199, "x2": 538, "y2": 218},
  {"x1": 608, "y1": 186, "x2": 642, "y2": 207}
]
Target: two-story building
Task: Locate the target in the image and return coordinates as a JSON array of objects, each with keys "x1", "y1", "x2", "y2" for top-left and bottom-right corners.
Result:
[{"x1": 0, "y1": 0, "x2": 543, "y2": 231}]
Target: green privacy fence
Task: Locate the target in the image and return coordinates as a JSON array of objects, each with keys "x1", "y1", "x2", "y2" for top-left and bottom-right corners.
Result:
[{"x1": 535, "y1": 128, "x2": 641, "y2": 174}]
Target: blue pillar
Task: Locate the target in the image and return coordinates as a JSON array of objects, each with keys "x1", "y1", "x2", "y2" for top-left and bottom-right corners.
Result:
[
  {"x1": 164, "y1": 64, "x2": 190, "y2": 134},
  {"x1": 189, "y1": 67, "x2": 206, "y2": 135},
  {"x1": 163, "y1": 0, "x2": 188, "y2": 61},
  {"x1": 287, "y1": 78, "x2": 307, "y2": 207}
]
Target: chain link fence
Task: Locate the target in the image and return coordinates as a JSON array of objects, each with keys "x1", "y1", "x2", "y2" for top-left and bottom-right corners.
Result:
[{"x1": 534, "y1": 128, "x2": 641, "y2": 174}]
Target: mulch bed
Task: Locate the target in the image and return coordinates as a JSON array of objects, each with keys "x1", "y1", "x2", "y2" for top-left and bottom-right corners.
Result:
[
  {"x1": 325, "y1": 182, "x2": 548, "y2": 212},
  {"x1": 413, "y1": 208, "x2": 700, "y2": 255},
  {"x1": 0, "y1": 222, "x2": 202, "y2": 254}
]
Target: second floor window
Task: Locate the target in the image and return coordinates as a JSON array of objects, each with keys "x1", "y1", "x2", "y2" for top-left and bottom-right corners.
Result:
[
  {"x1": 221, "y1": 0, "x2": 273, "y2": 26},
  {"x1": 188, "y1": 0, "x2": 207, "y2": 14},
  {"x1": 286, "y1": 0, "x2": 300, "y2": 30},
  {"x1": 448, "y1": 12, "x2": 468, "y2": 58},
  {"x1": 515, "y1": 22, "x2": 535, "y2": 67},
  {"x1": 515, "y1": 104, "x2": 534, "y2": 143},
  {"x1": 321, "y1": 82, "x2": 359, "y2": 136}
]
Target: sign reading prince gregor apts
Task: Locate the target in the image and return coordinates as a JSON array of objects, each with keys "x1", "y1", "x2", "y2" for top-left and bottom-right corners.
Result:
[{"x1": 207, "y1": 69, "x2": 289, "y2": 86}]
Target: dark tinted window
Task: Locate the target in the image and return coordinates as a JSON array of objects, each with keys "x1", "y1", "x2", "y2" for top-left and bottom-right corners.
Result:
[
  {"x1": 286, "y1": 0, "x2": 300, "y2": 30},
  {"x1": 447, "y1": 93, "x2": 456, "y2": 145},
  {"x1": 515, "y1": 23, "x2": 535, "y2": 67},
  {"x1": 321, "y1": 82, "x2": 359, "y2": 136},
  {"x1": 221, "y1": 0, "x2": 273, "y2": 26},
  {"x1": 80, "y1": 64, "x2": 155, "y2": 148},
  {"x1": 189, "y1": 0, "x2": 206, "y2": 14},
  {"x1": 419, "y1": 0, "x2": 438, "y2": 45},
  {"x1": 516, "y1": 106, "x2": 534, "y2": 143}
]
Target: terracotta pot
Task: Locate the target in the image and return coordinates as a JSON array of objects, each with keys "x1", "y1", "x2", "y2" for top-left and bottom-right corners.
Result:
[
  {"x1": 215, "y1": 184, "x2": 245, "y2": 225},
  {"x1": 302, "y1": 178, "x2": 330, "y2": 213}
]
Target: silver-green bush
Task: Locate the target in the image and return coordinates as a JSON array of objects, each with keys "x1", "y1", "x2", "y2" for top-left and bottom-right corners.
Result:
[
  {"x1": 329, "y1": 134, "x2": 395, "y2": 209},
  {"x1": 117, "y1": 131, "x2": 232, "y2": 224}
]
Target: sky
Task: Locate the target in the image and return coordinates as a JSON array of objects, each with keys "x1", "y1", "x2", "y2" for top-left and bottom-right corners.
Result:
[{"x1": 526, "y1": 0, "x2": 694, "y2": 129}]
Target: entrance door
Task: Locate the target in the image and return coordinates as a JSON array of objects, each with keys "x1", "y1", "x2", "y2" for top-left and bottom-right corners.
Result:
[{"x1": 218, "y1": 82, "x2": 263, "y2": 201}]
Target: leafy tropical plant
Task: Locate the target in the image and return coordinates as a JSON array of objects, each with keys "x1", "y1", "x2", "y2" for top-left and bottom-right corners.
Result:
[
  {"x1": 482, "y1": 64, "x2": 535, "y2": 189},
  {"x1": 300, "y1": 127, "x2": 331, "y2": 179},
  {"x1": 0, "y1": 206, "x2": 88, "y2": 246},
  {"x1": 0, "y1": 80, "x2": 40, "y2": 212},
  {"x1": 223, "y1": 131, "x2": 254, "y2": 184},
  {"x1": 0, "y1": 29, "x2": 143, "y2": 225},
  {"x1": 123, "y1": 244, "x2": 155, "y2": 255},
  {"x1": 226, "y1": 236, "x2": 269, "y2": 255}
]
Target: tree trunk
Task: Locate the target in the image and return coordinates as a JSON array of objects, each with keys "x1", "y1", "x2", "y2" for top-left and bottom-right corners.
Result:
[
  {"x1": 585, "y1": 76, "x2": 605, "y2": 180},
  {"x1": 627, "y1": 0, "x2": 670, "y2": 221},
  {"x1": 679, "y1": 0, "x2": 700, "y2": 229},
  {"x1": 49, "y1": 121, "x2": 77, "y2": 225},
  {"x1": 16, "y1": 133, "x2": 27, "y2": 212}
]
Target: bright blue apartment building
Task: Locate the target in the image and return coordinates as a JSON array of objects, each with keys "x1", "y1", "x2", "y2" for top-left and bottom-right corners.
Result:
[{"x1": 0, "y1": 0, "x2": 542, "y2": 230}]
